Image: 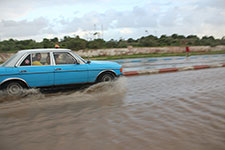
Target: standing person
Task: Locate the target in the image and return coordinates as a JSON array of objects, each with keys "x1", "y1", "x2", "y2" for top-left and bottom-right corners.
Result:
[
  {"x1": 45, "y1": 54, "x2": 50, "y2": 65},
  {"x1": 185, "y1": 46, "x2": 190, "y2": 57}
]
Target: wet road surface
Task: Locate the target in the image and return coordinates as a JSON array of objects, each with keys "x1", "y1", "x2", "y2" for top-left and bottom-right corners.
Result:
[
  {"x1": 0, "y1": 68, "x2": 225, "y2": 150},
  {"x1": 120, "y1": 54, "x2": 225, "y2": 71}
]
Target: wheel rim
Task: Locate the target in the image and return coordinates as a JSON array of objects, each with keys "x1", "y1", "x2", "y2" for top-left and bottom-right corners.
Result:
[
  {"x1": 7, "y1": 83, "x2": 23, "y2": 96},
  {"x1": 101, "y1": 74, "x2": 113, "y2": 82}
]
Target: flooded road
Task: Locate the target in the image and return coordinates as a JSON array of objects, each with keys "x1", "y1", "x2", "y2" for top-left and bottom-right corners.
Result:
[
  {"x1": 0, "y1": 68, "x2": 225, "y2": 150},
  {"x1": 120, "y1": 54, "x2": 225, "y2": 71}
]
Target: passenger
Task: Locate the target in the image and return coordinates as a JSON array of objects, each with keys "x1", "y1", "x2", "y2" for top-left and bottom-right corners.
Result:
[
  {"x1": 32, "y1": 53, "x2": 42, "y2": 66},
  {"x1": 44, "y1": 55, "x2": 50, "y2": 65}
]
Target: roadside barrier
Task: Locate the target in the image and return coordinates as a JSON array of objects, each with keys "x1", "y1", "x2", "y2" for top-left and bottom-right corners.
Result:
[
  {"x1": 123, "y1": 63, "x2": 225, "y2": 76},
  {"x1": 115, "y1": 54, "x2": 225, "y2": 64}
]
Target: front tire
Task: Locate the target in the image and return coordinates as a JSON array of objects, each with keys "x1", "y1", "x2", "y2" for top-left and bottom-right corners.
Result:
[
  {"x1": 98, "y1": 73, "x2": 115, "y2": 82},
  {"x1": 4, "y1": 81, "x2": 25, "y2": 96}
]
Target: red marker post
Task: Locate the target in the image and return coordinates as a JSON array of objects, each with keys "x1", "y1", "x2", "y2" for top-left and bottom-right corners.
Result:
[{"x1": 185, "y1": 46, "x2": 190, "y2": 57}]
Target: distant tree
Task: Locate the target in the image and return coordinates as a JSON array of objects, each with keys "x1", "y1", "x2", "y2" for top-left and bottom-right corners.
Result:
[
  {"x1": 137, "y1": 35, "x2": 159, "y2": 47},
  {"x1": 64, "y1": 37, "x2": 87, "y2": 50},
  {"x1": 50, "y1": 37, "x2": 59, "y2": 43},
  {"x1": 127, "y1": 38, "x2": 135, "y2": 43},
  {"x1": 221, "y1": 36, "x2": 225, "y2": 45},
  {"x1": 187, "y1": 35, "x2": 198, "y2": 39},
  {"x1": 106, "y1": 39, "x2": 118, "y2": 48},
  {"x1": 222, "y1": 36, "x2": 225, "y2": 40},
  {"x1": 177, "y1": 35, "x2": 185, "y2": 39},
  {"x1": 1, "y1": 34, "x2": 225, "y2": 53},
  {"x1": 41, "y1": 38, "x2": 54, "y2": 48},
  {"x1": 87, "y1": 39, "x2": 105, "y2": 49},
  {"x1": 184, "y1": 35, "x2": 200, "y2": 45},
  {"x1": 117, "y1": 39, "x2": 127, "y2": 48},
  {"x1": 160, "y1": 35, "x2": 167, "y2": 39},
  {"x1": 171, "y1": 34, "x2": 179, "y2": 39}
]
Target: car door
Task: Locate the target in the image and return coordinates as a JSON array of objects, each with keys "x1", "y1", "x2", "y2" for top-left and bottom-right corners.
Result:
[
  {"x1": 17, "y1": 52, "x2": 55, "y2": 87},
  {"x1": 53, "y1": 52, "x2": 88, "y2": 85}
]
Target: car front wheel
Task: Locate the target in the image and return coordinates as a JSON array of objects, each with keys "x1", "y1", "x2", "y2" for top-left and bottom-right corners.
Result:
[{"x1": 98, "y1": 73, "x2": 115, "y2": 82}]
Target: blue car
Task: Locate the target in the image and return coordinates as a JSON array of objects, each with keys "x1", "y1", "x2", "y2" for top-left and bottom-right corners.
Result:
[{"x1": 0, "y1": 49, "x2": 123, "y2": 96}]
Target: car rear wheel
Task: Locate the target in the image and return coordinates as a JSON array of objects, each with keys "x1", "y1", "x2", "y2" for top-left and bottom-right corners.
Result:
[
  {"x1": 98, "y1": 73, "x2": 115, "y2": 82},
  {"x1": 4, "y1": 81, "x2": 25, "y2": 96}
]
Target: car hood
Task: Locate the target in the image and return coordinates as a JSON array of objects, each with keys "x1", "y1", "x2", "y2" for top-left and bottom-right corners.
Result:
[
  {"x1": 88, "y1": 60, "x2": 121, "y2": 69},
  {"x1": 90, "y1": 60, "x2": 118, "y2": 65}
]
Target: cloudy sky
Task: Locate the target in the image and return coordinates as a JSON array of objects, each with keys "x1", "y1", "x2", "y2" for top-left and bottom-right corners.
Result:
[{"x1": 0, "y1": 0, "x2": 225, "y2": 41}]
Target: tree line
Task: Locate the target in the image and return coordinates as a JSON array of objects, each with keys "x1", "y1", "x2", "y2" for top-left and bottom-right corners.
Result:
[{"x1": 0, "y1": 34, "x2": 225, "y2": 52}]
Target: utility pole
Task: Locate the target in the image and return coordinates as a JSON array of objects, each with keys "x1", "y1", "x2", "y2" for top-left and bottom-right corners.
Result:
[
  {"x1": 101, "y1": 24, "x2": 104, "y2": 39},
  {"x1": 145, "y1": 30, "x2": 149, "y2": 36},
  {"x1": 93, "y1": 24, "x2": 96, "y2": 40}
]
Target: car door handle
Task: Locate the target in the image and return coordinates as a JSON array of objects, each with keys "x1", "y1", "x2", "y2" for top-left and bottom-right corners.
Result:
[
  {"x1": 20, "y1": 70, "x2": 27, "y2": 73},
  {"x1": 55, "y1": 68, "x2": 62, "y2": 70}
]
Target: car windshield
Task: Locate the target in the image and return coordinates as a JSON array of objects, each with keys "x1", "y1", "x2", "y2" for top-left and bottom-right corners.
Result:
[
  {"x1": 1, "y1": 53, "x2": 19, "y2": 67},
  {"x1": 71, "y1": 51, "x2": 86, "y2": 63}
]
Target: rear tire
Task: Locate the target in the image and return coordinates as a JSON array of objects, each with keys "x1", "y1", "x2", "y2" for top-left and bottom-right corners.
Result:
[
  {"x1": 4, "y1": 81, "x2": 25, "y2": 96},
  {"x1": 98, "y1": 73, "x2": 115, "y2": 82}
]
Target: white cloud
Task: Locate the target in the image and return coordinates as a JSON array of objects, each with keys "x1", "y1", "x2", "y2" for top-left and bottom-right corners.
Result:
[
  {"x1": 0, "y1": 17, "x2": 53, "y2": 39},
  {"x1": 0, "y1": 0, "x2": 35, "y2": 19},
  {"x1": 59, "y1": 4, "x2": 159, "y2": 33},
  {"x1": 119, "y1": 28, "x2": 133, "y2": 35},
  {"x1": 0, "y1": 0, "x2": 114, "y2": 20}
]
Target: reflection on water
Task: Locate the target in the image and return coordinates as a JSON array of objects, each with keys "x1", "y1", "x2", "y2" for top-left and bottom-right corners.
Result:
[{"x1": 0, "y1": 69, "x2": 225, "y2": 150}]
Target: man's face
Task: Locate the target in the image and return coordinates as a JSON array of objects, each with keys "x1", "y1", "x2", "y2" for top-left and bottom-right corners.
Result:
[{"x1": 37, "y1": 54, "x2": 41, "y2": 61}]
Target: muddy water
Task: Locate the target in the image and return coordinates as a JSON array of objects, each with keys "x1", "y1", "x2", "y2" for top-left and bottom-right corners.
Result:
[{"x1": 0, "y1": 68, "x2": 225, "y2": 150}]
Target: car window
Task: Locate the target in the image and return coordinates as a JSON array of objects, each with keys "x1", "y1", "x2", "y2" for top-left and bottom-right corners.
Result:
[
  {"x1": 2, "y1": 53, "x2": 19, "y2": 67},
  {"x1": 20, "y1": 54, "x2": 31, "y2": 66},
  {"x1": 53, "y1": 52, "x2": 77, "y2": 65},
  {"x1": 31, "y1": 53, "x2": 50, "y2": 66}
]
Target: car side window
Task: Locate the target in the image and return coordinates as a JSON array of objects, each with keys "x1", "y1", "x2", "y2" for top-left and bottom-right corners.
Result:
[
  {"x1": 31, "y1": 53, "x2": 50, "y2": 66},
  {"x1": 20, "y1": 54, "x2": 31, "y2": 66},
  {"x1": 53, "y1": 52, "x2": 78, "y2": 65}
]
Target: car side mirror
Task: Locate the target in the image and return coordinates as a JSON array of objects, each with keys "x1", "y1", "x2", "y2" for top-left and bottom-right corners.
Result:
[
  {"x1": 87, "y1": 60, "x2": 91, "y2": 64},
  {"x1": 73, "y1": 59, "x2": 80, "y2": 65}
]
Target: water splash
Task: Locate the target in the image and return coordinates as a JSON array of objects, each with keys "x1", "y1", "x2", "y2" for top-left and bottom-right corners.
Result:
[
  {"x1": 0, "y1": 77, "x2": 127, "y2": 105},
  {"x1": 0, "y1": 88, "x2": 43, "y2": 103}
]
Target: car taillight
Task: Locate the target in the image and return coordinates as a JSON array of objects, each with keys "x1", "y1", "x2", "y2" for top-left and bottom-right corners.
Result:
[{"x1": 120, "y1": 67, "x2": 123, "y2": 72}]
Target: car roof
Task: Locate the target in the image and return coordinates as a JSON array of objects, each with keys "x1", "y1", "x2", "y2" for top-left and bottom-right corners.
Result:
[
  {"x1": 18, "y1": 48, "x2": 71, "y2": 54},
  {"x1": 2, "y1": 48, "x2": 76, "y2": 67}
]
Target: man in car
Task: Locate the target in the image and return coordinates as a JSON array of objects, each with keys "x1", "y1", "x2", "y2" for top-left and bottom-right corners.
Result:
[{"x1": 32, "y1": 53, "x2": 42, "y2": 65}]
